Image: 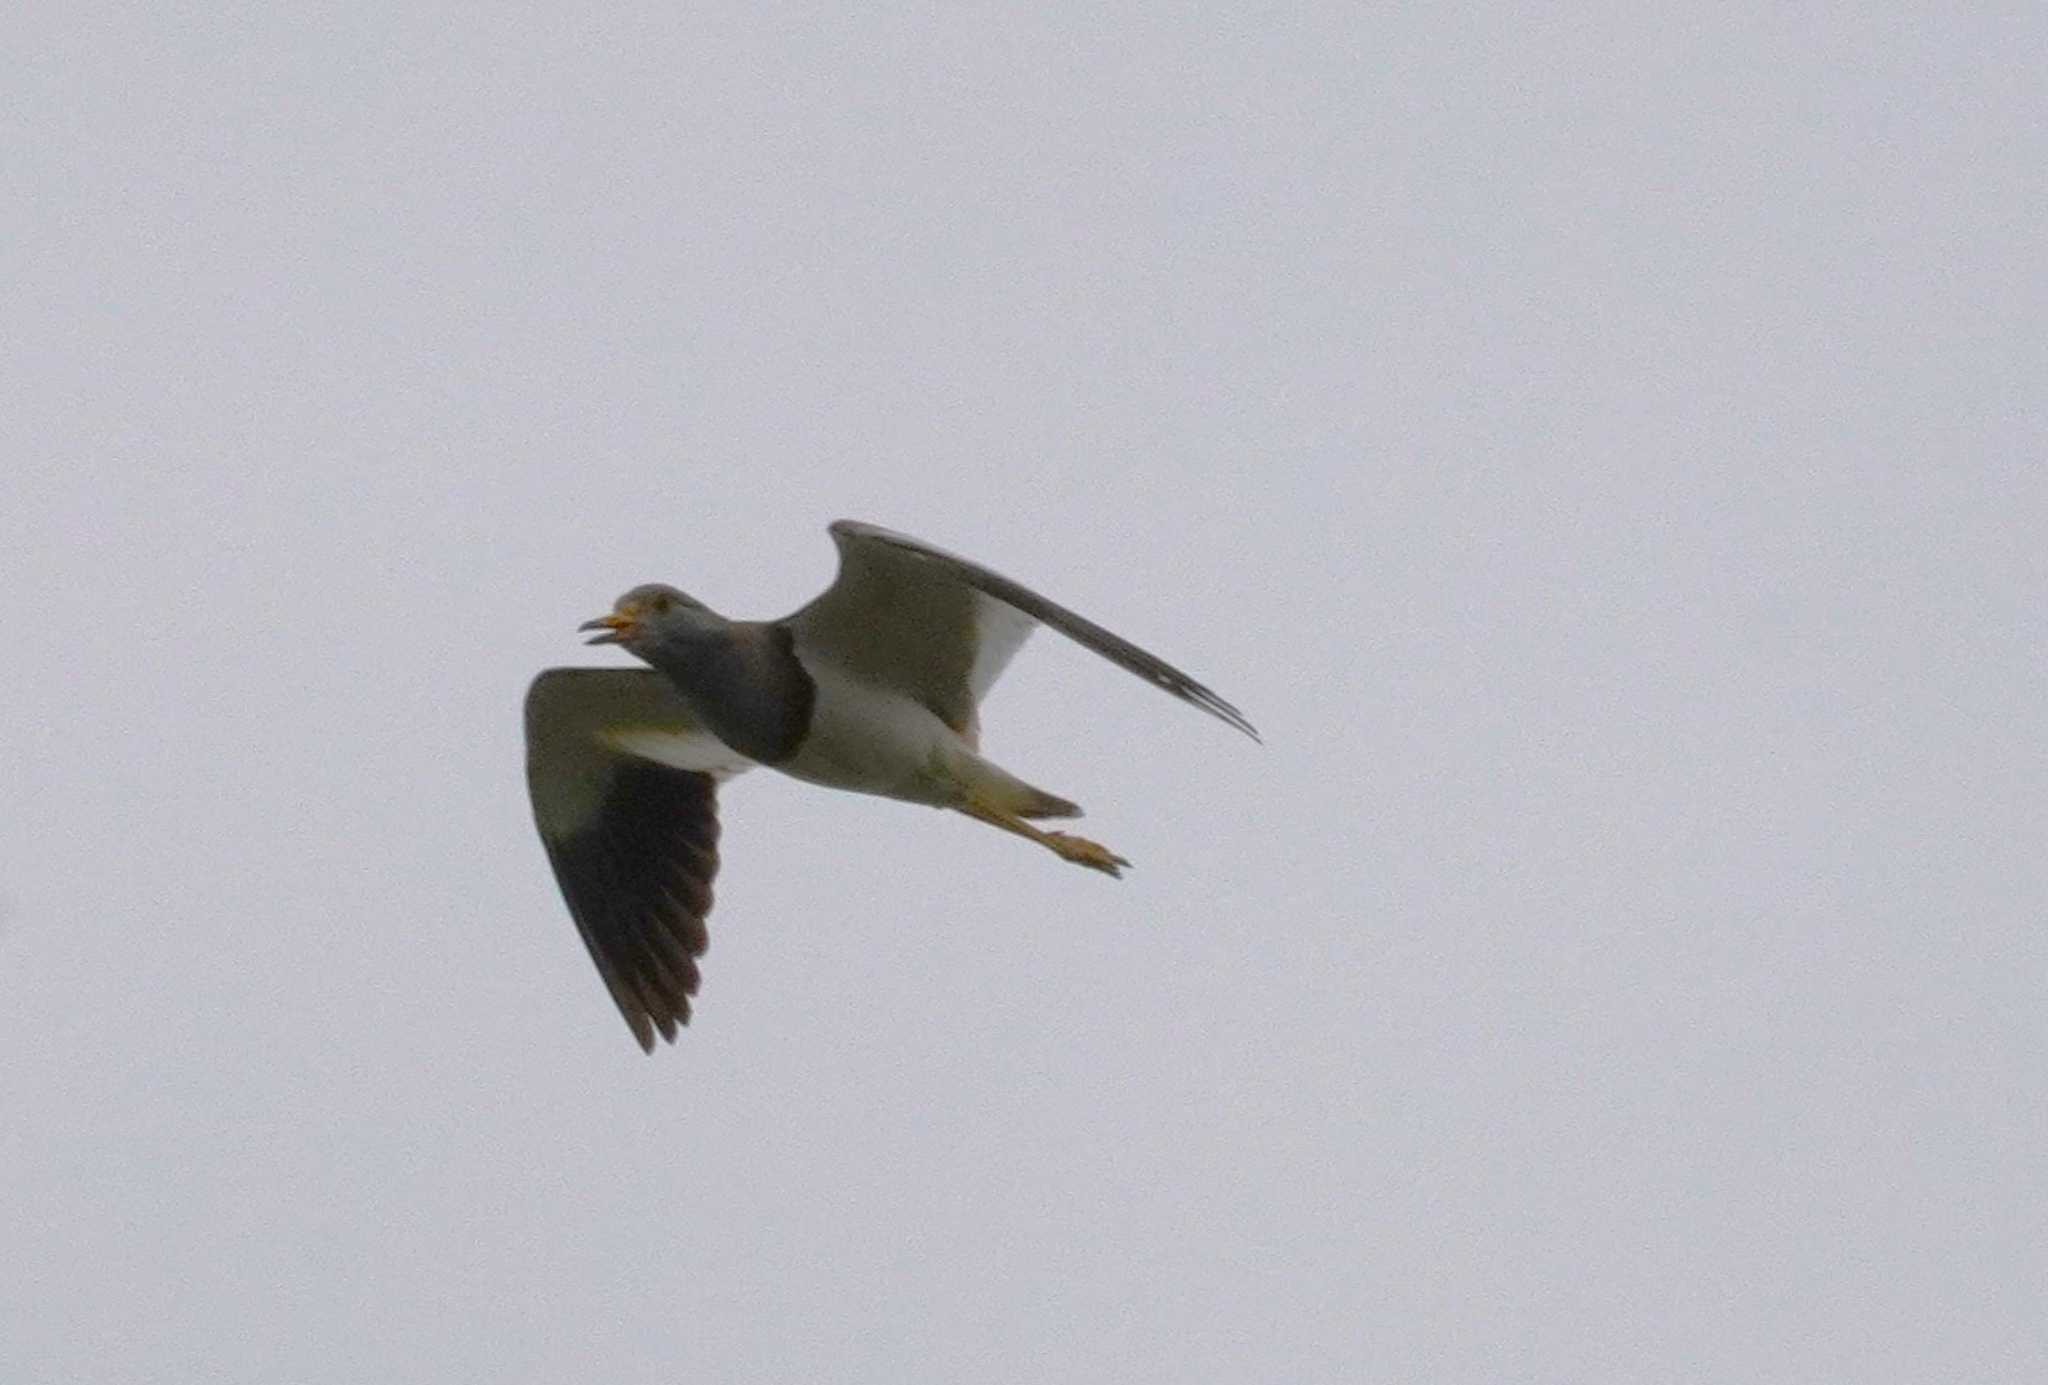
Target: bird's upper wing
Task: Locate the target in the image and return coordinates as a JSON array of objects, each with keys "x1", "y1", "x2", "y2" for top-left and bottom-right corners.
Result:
[
  {"x1": 784, "y1": 520, "x2": 1259, "y2": 741},
  {"x1": 524, "y1": 668, "x2": 755, "y2": 1051}
]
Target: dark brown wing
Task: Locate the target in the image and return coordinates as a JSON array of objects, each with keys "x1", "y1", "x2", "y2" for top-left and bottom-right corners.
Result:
[
  {"x1": 536, "y1": 759, "x2": 721, "y2": 1051},
  {"x1": 524, "y1": 669, "x2": 750, "y2": 1051}
]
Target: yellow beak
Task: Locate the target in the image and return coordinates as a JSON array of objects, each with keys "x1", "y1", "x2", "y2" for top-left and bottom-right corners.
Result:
[{"x1": 578, "y1": 612, "x2": 637, "y2": 645}]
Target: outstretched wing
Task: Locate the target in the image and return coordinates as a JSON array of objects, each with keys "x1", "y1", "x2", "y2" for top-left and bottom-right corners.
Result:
[
  {"x1": 524, "y1": 668, "x2": 755, "y2": 1051},
  {"x1": 784, "y1": 520, "x2": 1258, "y2": 741}
]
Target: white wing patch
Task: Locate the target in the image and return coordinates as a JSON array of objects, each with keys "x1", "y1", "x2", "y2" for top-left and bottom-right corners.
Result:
[
  {"x1": 965, "y1": 593, "x2": 1036, "y2": 704},
  {"x1": 601, "y1": 726, "x2": 755, "y2": 779}
]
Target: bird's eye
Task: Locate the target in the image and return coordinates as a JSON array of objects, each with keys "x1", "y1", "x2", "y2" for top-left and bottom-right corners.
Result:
[{"x1": 651, "y1": 594, "x2": 674, "y2": 615}]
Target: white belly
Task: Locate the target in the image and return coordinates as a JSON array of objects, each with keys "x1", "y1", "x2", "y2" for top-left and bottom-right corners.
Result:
[{"x1": 775, "y1": 658, "x2": 967, "y2": 806}]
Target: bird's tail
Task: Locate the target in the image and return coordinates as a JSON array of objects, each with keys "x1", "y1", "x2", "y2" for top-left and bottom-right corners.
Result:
[
  {"x1": 1016, "y1": 784, "x2": 1082, "y2": 820},
  {"x1": 954, "y1": 754, "x2": 1082, "y2": 820}
]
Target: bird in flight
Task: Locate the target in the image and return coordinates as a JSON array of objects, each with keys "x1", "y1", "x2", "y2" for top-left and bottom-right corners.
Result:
[{"x1": 524, "y1": 520, "x2": 1258, "y2": 1050}]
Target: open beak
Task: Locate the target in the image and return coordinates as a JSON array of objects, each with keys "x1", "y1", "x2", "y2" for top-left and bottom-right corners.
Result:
[{"x1": 578, "y1": 612, "x2": 637, "y2": 645}]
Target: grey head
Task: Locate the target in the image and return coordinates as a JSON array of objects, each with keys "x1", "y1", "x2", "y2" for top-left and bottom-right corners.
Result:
[
  {"x1": 578, "y1": 583, "x2": 728, "y2": 654},
  {"x1": 577, "y1": 582, "x2": 813, "y2": 764}
]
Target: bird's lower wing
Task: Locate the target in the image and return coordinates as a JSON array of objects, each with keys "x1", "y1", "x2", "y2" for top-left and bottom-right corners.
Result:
[{"x1": 524, "y1": 668, "x2": 754, "y2": 1050}]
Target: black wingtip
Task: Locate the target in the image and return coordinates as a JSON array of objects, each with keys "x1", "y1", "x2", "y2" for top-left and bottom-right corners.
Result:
[
  {"x1": 628, "y1": 1013, "x2": 656, "y2": 1054},
  {"x1": 1189, "y1": 684, "x2": 1261, "y2": 743},
  {"x1": 1216, "y1": 699, "x2": 1262, "y2": 744}
]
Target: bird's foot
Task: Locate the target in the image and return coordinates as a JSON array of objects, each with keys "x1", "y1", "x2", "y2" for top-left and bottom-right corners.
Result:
[{"x1": 1044, "y1": 831, "x2": 1130, "y2": 878}]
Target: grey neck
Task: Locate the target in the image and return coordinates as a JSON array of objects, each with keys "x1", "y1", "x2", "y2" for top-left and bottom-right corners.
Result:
[{"x1": 639, "y1": 622, "x2": 815, "y2": 764}]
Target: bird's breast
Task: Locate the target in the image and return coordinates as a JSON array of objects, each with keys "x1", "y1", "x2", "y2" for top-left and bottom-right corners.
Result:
[{"x1": 774, "y1": 656, "x2": 966, "y2": 807}]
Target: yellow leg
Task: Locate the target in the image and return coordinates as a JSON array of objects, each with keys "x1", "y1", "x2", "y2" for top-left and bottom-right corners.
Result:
[{"x1": 958, "y1": 798, "x2": 1130, "y2": 878}]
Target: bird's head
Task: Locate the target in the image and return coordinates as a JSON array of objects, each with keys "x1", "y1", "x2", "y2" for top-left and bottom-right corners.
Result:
[{"x1": 579, "y1": 584, "x2": 722, "y2": 651}]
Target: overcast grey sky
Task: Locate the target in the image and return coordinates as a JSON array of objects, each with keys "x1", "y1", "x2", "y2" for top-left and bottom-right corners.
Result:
[{"x1": 4, "y1": 5, "x2": 2044, "y2": 1382}]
